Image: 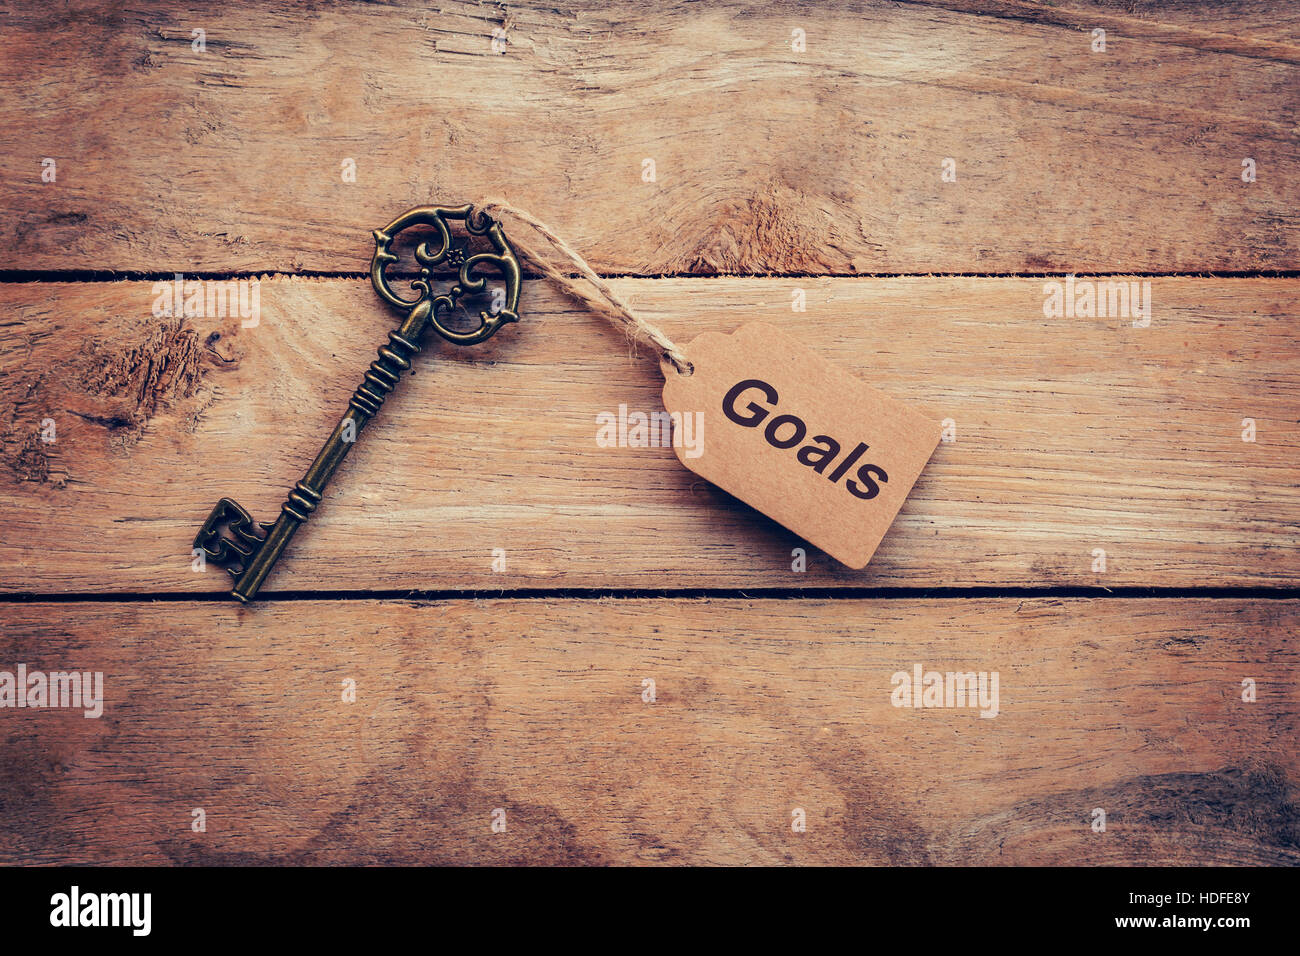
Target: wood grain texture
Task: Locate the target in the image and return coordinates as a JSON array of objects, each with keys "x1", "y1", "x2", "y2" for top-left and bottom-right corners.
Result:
[
  {"x1": 1, "y1": 276, "x2": 1296, "y2": 592},
  {"x1": 2, "y1": 0, "x2": 1297, "y2": 873},
  {"x1": 1, "y1": 0, "x2": 1297, "y2": 275},
  {"x1": 0, "y1": 598, "x2": 1294, "y2": 865}
]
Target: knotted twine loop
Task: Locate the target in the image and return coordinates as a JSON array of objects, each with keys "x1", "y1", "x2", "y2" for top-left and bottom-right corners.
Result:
[{"x1": 476, "y1": 197, "x2": 693, "y2": 374}]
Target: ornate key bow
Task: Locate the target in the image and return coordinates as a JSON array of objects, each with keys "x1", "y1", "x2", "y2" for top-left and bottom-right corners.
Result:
[{"x1": 194, "y1": 204, "x2": 522, "y2": 602}]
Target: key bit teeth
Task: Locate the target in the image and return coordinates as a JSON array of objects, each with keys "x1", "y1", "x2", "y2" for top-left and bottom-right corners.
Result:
[{"x1": 195, "y1": 497, "x2": 268, "y2": 568}]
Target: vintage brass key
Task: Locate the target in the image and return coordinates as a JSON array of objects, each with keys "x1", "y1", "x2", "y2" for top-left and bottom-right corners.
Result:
[{"x1": 194, "y1": 205, "x2": 522, "y2": 602}]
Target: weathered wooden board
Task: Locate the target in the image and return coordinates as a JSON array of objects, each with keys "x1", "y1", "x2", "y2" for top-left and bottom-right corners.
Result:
[
  {"x1": 2, "y1": 276, "x2": 1296, "y2": 592},
  {"x1": 0, "y1": 598, "x2": 1294, "y2": 865},
  {"x1": 2, "y1": 0, "x2": 1296, "y2": 275}
]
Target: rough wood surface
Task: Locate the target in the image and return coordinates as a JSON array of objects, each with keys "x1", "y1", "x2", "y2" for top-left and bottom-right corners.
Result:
[
  {"x1": 2, "y1": 0, "x2": 1297, "y2": 873},
  {"x1": 0, "y1": 598, "x2": 1295, "y2": 865},
  {"x1": 1, "y1": 0, "x2": 1297, "y2": 275},
  {"x1": 1, "y1": 277, "x2": 1296, "y2": 592}
]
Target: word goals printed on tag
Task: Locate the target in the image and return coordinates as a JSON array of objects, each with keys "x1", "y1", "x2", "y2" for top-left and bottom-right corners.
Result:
[{"x1": 661, "y1": 323, "x2": 940, "y2": 568}]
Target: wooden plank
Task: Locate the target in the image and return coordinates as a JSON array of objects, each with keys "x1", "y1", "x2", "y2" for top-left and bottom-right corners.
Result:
[
  {"x1": 0, "y1": 597, "x2": 1294, "y2": 865},
  {"x1": 2, "y1": 276, "x2": 1297, "y2": 592},
  {"x1": 2, "y1": 0, "x2": 1297, "y2": 274}
]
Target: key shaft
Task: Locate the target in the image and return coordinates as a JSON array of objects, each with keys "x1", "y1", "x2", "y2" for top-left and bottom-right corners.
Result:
[{"x1": 230, "y1": 303, "x2": 429, "y2": 602}]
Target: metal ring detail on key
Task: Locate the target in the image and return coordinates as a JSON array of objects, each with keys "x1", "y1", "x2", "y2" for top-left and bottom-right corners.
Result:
[{"x1": 370, "y1": 204, "x2": 522, "y2": 345}]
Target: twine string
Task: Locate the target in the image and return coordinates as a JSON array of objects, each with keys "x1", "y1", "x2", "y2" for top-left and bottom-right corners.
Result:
[{"x1": 476, "y1": 197, "x2": 692, "y2": 374}]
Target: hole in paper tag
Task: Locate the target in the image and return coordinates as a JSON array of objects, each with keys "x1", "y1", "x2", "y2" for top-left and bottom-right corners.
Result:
[{"x1": 661, "y1": 323, "x2": 940, "y2": 569}]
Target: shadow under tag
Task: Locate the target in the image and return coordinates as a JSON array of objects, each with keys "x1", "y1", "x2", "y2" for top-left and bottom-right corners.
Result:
[{"x1": 661, "y1": 323, "x2": 941, "y2": 569}]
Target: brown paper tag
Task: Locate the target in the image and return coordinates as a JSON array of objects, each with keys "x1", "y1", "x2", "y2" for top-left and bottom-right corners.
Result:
[{"x1": 661, "y1": 322, "x2": 940, "y2": 568}]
